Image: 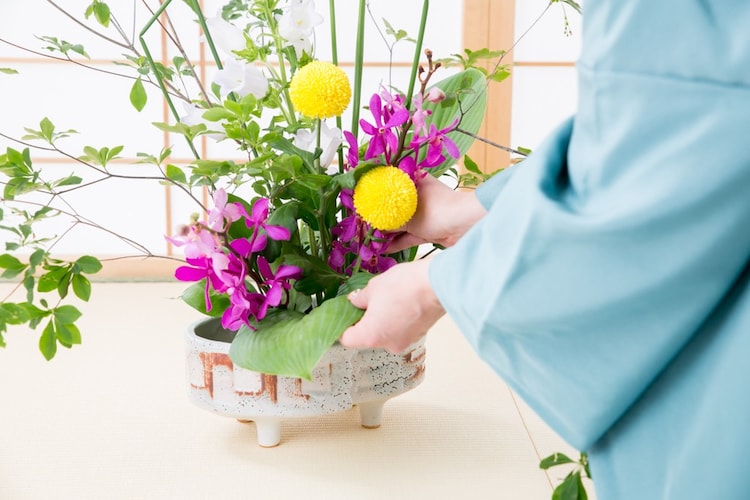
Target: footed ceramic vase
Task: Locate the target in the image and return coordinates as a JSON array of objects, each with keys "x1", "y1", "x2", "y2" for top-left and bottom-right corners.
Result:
[{"x1": 185, "y1": 317, "x2": 426, "y2": 447}]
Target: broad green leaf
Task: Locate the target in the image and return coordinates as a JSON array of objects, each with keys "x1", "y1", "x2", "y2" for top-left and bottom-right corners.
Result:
[
  {"x1": 421, "y1": 68, "x2": 487, "y2": 175},
  {"x1": 229, "y1": 295, "x2": 365, "y2": 379},
  {"x1": 336, "y1": 272, "x2": 375, "y2": 297},
  {"x1": 71, "y1": 274, "x2": 92, "y2": 301},
  {"x1": 39, "y1": 320, "x2": 57, "y2": 360},
  {"x1": 130, "y1": 78, "x2": 147, "y2": 112}
]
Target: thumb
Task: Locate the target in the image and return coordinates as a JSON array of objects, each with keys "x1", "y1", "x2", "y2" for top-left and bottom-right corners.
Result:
[{"x1": 347, "y1": 287, "x2": 369, "y2": 309}]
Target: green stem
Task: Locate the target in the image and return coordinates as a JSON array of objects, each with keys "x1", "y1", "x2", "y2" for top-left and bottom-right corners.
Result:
[
  {"x1": 406, "y1": 0, "x2": 430, "y2": 109},
  {"x1": 328, "y1": 0, "x2": 346, "y2": 173},
  {"x1": 350, "y1": 0, "x2": 367, "y2": 139},
  {"x1": 139, "y1": 0, "x2": 200, "y2": 159},
  {"x1": 262, "y1": 2, "x2": 298, "y2": 127}
]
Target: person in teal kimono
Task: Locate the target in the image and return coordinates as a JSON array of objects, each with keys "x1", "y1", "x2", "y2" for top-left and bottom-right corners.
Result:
[{"x1": 340, "y1": 1, "x2": 750, "y2": 498}]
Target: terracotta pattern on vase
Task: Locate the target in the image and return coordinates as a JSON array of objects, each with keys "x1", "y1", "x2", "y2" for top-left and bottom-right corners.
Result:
[{"x1": 185, "y1": 318, "x2": 426, "y2": 422}]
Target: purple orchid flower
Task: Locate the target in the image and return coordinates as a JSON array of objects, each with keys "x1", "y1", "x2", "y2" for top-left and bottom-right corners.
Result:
[
  {"x1": 241, "y1": 198, "x2": 291, "y2": 242},
  {"x1": 256, "y1": 257, "x2": 303, "y2": 318},
  {"x1": 360, "y1": 93, "x2": 409, "y2": 162},
  {"x1": 411, "y1": 119, "x2": 460, "y2": 168},
  {"x1": 174, "y1": 255, "x2": 226, "y2": 312},
  {"x1": 343, "y1": 131, "x2": 359, "y2": 169},
  {"x1": 207, "y1": 188, "x2": 243, "y2": 231}
]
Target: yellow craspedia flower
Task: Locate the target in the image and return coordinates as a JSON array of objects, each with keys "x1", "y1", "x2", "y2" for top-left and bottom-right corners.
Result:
[
  {"x1": 353, "y1": 166, "x2": 418, "y2": 231},
  {"x1": 289, "y1": 61, "x2": 351, "y2": 119}
]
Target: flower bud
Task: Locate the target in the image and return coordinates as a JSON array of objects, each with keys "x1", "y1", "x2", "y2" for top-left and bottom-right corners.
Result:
[{"x1": 425, "y1": 87, "x2": 446, "y2": 104}]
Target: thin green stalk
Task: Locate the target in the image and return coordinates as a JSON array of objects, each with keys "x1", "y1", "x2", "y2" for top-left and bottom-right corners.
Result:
[
  {"x1": 350, "y1": 0, "x2": 367, "y2": 139},
  {"x1": 139, "y1": 0, "x2": 200, "y2": 159},
  {"x1": 406, "y1": 0, "x2": 430, "y2": 109},
  {"x1": 329, "y1": 0, "x2": 345, "y2": 172},
  {"x1": 190, "y1": 0, "x2": 224, "y2": 70}
]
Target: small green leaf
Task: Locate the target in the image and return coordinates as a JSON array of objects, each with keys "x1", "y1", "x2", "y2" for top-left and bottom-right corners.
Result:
[
  {"x1": 71, "y1": 274, "x2": 92, "y2": 301},
  {"x1": 165, "y1": 164, "x2": 187, "y2": 184},
  {"x1": 463, "y1": 154, "x2": 482, "y2": 175},
  {"x1": 92, "y1": 1, "x2": 111, "y2": 27},
  {"x1": 130, "y1": 78, "x2": 147, "y2": 112},
  {"x1": 53, "y1": 305, "x2": 82, "y2": 324},
  {"x1": 201, "y1": 107, "x2": 235, "y2": 122},
  {"x1": 0, "y1": 67, "x2": 19, "y2": 75},
  {"x1": 40, "y1": 117, "x2": 55, "y2": 142},
  {"x1": 75, "y1": 255, "x2": 102, "y2": 274},
  {"x1": 39, "y1": 320, "x2": 57, "y2": 360},
  {"x1": 551, "y1": 471, "x2": 587, "y2": 500},
  {"x1": 540, "y1": 452, "x2": 576, "y2": 470}
]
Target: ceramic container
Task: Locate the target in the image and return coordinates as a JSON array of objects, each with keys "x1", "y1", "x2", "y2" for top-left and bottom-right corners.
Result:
[{"x1": 185, "y1": 317, "x2": 426, "y2": 447}]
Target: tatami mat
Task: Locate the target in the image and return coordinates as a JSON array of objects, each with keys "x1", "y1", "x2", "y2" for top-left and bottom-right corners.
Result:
[{"x1": 0, "y1": 282, "x2": 585, "y2": 499}]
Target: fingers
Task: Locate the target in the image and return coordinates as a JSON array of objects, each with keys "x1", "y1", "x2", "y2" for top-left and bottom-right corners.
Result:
[{"x1": 347, "y1": 287, "x2": 368, "y2": 309}]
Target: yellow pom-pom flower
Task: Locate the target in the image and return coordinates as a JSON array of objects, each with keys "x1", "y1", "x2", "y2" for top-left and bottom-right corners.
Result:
[
  {"x1": 353, "y1": 166, "x2": 418, "y2": 231},
  {"x1": 289, "y1": 61, "x2": 351, "y2": 119}
]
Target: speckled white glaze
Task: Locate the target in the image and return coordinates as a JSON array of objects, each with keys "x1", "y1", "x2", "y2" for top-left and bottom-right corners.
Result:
[{"x1": 185, "y1": 317, "x2": 426, "y2": 446}]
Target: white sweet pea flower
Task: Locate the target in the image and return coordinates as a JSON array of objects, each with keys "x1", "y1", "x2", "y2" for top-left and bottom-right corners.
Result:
[
  {"x1": 179, "y1": 103, "x2": 226, "y2": 141},
  {"x1": 205, "y1": 16, "x2": 246, "y2": 55},
  {"x1": 294, "y1": 121, "x2": 342, "y2": 168},
  {"x1": 213, "y1": 59, "x2": 268, "y2": 99},
  {"x1": 277, "y1": 0, "x2": 323, "y2": 57}
]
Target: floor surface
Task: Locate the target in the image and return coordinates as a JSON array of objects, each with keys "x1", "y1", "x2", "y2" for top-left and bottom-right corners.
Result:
[{"x1": 0, "y1": 282, "x2": 594, "y2": 500}]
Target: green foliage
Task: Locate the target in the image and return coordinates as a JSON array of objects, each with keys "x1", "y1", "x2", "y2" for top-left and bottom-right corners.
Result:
[
  {"x1": 438, "y1": 48, "x2": 510, "y2": 83},
  {"x1": 85, "y1": 1, "x2": 112, "y2": 27},
  {"x1": 229, "y1": 288, "x2": 371, "y2": 379},
  {"x1": 0, "y1": 67, "x2": 19, "y2": 75},
  {"x1": 129, "y1": 78, "x2": 147, "y2": 111},
  {"x1": 35, "y1": 36, "x2": 89, "y2": 59},
  {"x1": 540, "y1": 452, "x2": 592, "y2": 500},
  {"x1": 79, "y1": 145, "x2": 124, "y2": 168}
]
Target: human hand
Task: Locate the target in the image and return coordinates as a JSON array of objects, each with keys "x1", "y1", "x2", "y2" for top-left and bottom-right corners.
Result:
[
  {"x1": 388, "y1": 174, "x2": 487, "y2": 253},
  {"x1": 339, "y1": 258, "x2": 446, "y2": 353}
]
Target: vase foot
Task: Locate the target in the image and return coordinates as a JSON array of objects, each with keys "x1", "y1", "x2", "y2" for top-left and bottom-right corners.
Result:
[
  {"x1": 358, "y1": 399, "x2": 387, "y2": 429},
  {"x1": 252, "y1": 417, "x2": 282, "y2": 447}
]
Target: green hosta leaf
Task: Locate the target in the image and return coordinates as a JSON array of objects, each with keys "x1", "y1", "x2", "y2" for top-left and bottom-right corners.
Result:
[
  {"x1": 229, "y1": 295, "x2": 365, "y2": 379},
  {"x1": 130, "y1": 77, "x2": 147, "y2": 112},
  {"x1": 422, "y1": 68, "x2": 487, "y2": 175}
]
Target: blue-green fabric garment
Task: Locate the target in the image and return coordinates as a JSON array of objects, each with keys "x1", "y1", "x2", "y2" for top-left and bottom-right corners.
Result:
[{"x1": 430, "y1": 1, "x2": 750, "y2": 498}]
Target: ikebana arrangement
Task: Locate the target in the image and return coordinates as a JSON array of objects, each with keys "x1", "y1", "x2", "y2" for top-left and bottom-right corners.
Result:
[{"x1": 0, "y1": 0, "x2": 494, "y2": 377}]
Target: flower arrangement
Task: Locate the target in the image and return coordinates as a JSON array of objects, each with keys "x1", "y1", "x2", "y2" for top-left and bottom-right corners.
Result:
[{"x1": 0, "y1": 0, "x2": 494, "y2": 379}]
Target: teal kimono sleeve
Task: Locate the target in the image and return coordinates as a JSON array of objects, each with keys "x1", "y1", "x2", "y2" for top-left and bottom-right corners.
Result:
[{"x1": 429, "y1": 68, "x2": 750, "y2": 452}]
